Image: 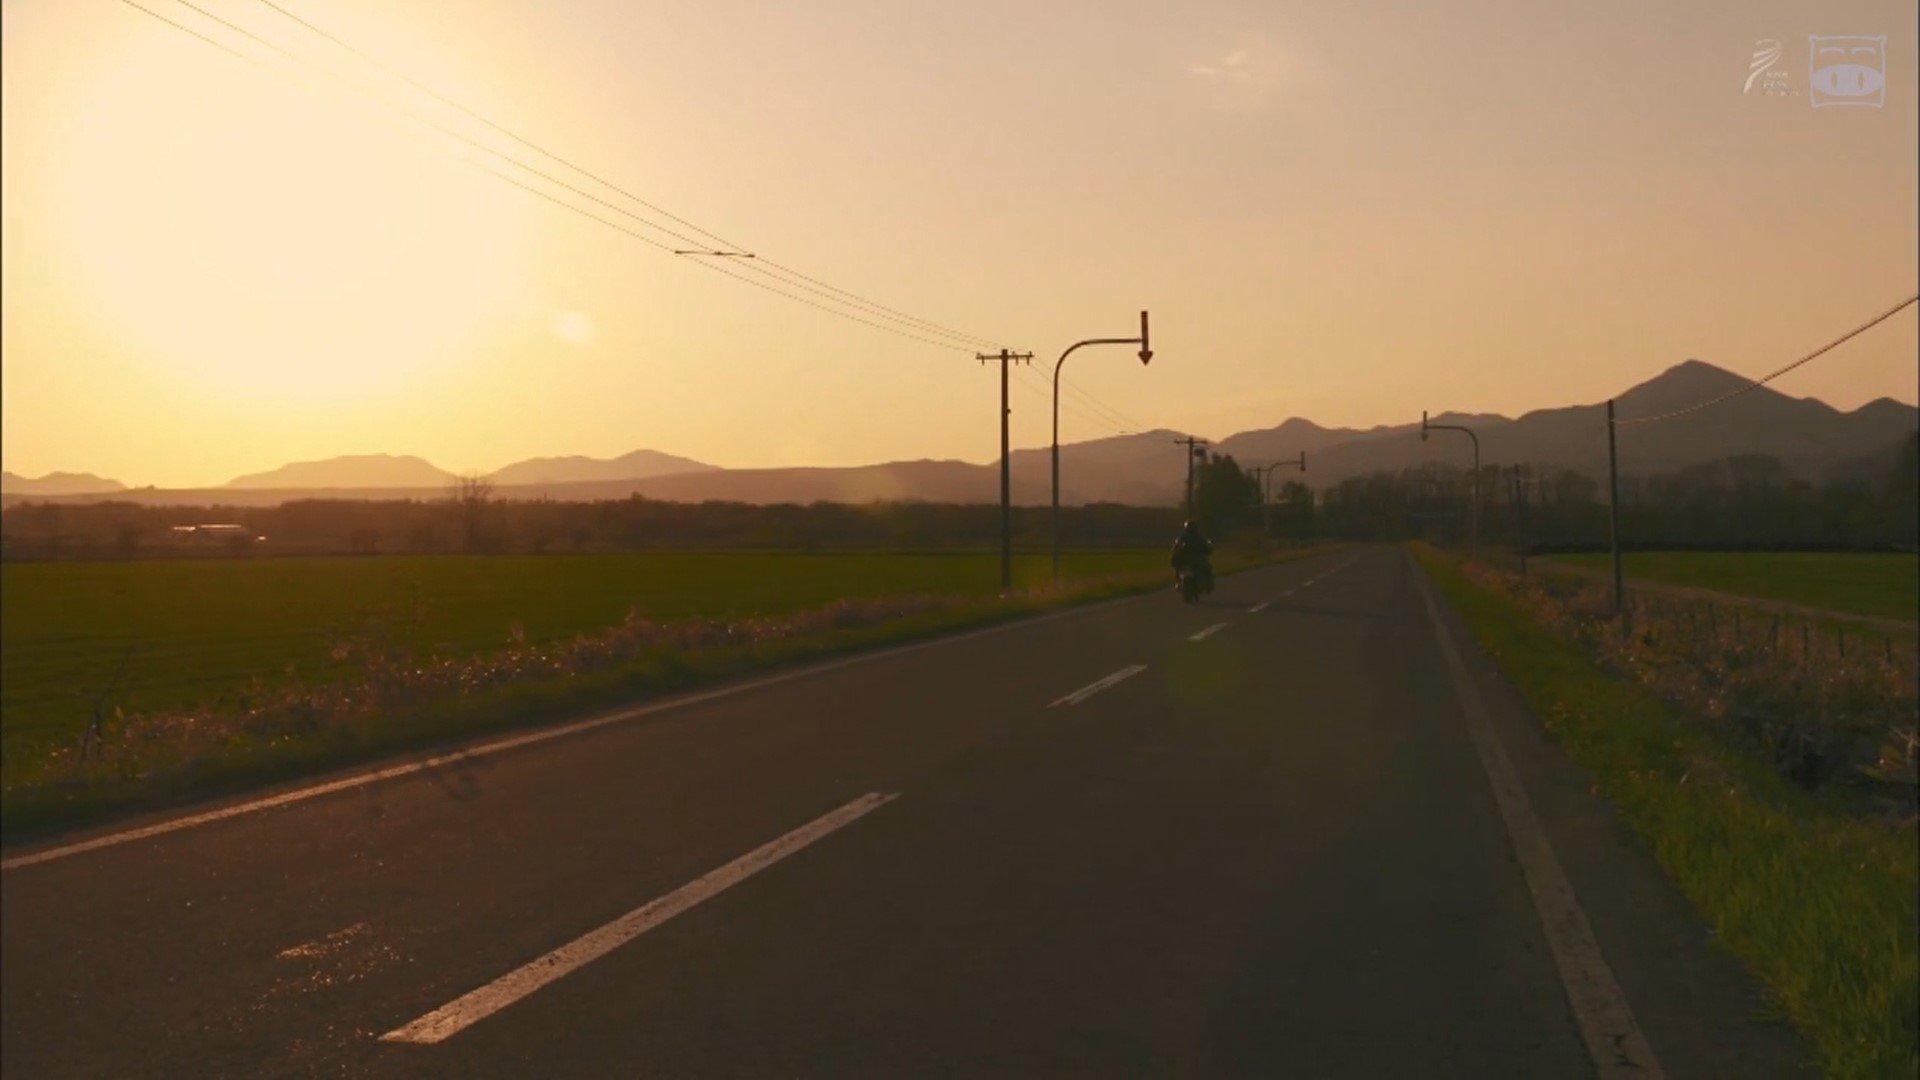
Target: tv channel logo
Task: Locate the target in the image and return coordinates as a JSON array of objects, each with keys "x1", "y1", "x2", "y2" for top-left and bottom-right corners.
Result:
[{"x1": 1808, "y1": 35, "x2": 1886, "y2": 107}]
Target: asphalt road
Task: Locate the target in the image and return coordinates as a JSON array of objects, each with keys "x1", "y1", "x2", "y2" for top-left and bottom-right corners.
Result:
[{"x1": 1, "y1": 547, "x2": 1810, "y2": 1077}]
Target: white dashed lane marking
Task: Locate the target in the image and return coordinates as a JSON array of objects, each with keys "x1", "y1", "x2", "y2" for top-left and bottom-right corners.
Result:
[
  {"x1": 1050, "y1": 665, "x2": 1149, "y2": 708},
  {"x1": 381, "y1": 793, "x2": 900, "y2": 1045}
]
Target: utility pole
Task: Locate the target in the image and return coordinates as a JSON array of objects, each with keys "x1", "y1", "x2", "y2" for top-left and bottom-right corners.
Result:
[
  {"x1": 1173, "y1": 436, "x2": 1209, "y2": 517},
  {"x1": 1512, "y1": 465, "x2": 1529, "y2": 577},
  {"x1": 1249, "y1": 465, "x2": 1271, "y2": 536},
  {"x1": 1606, "y1": 399, "x2": 1623, "y2": 615},
  {"x1": 980, "y1": 348, "x2": 1033, "y2": 591}
]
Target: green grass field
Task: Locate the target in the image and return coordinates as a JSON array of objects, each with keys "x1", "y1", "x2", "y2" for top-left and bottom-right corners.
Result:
[
  {"x1": 1553, "y1": 551, "x2": 1918, "y2": 623},
  {"x1": 0, "y1": 551, "x2": 1164, "y2": 751}
]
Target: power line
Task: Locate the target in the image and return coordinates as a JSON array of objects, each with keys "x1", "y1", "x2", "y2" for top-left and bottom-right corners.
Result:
[
  {"x1": 125, "y1": 0, "x2": 1160, "y2": 432},
  {"x1": 119, "y1": 0, "x2": 254, "y2": 62},
  {"x1": 121, "y1": 0, "x2": 1165, "y2": 436},
  {"x1": 1616, "y1": 294, "x2": 1918, "y2": 426},
  {"x1": 120, "y1": 0, "x2": 1000, "y2": 353},
  {"x1": 123, "y1": 0, "x2": 990, "y2": 349},
  {"x1": 175, "y1": 0, "x2": 992, "y2": 350},
  {"x1": 1001, "y1": 357, "x2": 1147, "y2": 435},
  {"x1": 994, "y1": 347, "x2": 1143, "y2": 434},
  {"x1": 242, "y1": 0, "x2": 1003, "y2": 350},
  {"x1": 1013, "y1": 370, "x2": 1103, "y2": 433},
  {"x1": 1011, "y1": 366, "x2": 1137, "y2": 436},
  {"x1": 1059, "y1": 376, "x2": 1148, "y2": 433}
]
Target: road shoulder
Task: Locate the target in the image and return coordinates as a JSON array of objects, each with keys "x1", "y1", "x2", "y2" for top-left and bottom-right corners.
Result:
[{"x1": 1411, "y1": 550, "x2": 1815, "y2": 1077}]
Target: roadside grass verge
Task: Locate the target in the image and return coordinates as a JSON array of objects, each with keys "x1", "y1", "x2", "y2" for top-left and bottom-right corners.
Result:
[
  {"x1": 1416, "y1": 546, "x2": 1917, "y2": 1078},
  {"x1": 1551, "y1": 551, "x2": 1919, "y2": 625},
  {"x1": 1, "y1": 546, "x2": 1334, "y2": 843}
]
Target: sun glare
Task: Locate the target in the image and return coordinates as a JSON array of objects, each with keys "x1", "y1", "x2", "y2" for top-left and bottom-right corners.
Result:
[
  {"x1": 50, "y1": 33, "x2": 529, "y2": 403},
  {"x1": 553, "y1": 310, "x2": 596, "y2": 346}
]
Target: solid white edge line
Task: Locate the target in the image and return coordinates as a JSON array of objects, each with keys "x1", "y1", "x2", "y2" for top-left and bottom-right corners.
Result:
[
  {"x1": 1249, "y1": 602, "x2": 1270, "y2": 613},
  {"x1": 1048, "y1": 664, "x2": 1148, "y2": 708},
  {"x1": 1188, "y1": 622, "x2": 1229, "y2": 641},
  {"x1": 379, "y1": 791, "x2": 899, "y2": 1045},
  {"x1": 1411, "y1": 559, "x2": 1663, "y2": 1079}
]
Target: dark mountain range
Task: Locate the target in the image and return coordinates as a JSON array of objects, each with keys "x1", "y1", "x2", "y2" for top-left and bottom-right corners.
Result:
[
  {"x1": 225, "y1": 454, "x2": 457, "y2": 490},
  {"x1": 7, "y1": 361, "x2": 1913, "y2": 509},
  {"x1": 1210, "y1": 360, "x2": 1916, "y2": 493},
  {"x1": 218, "y1": 449, "x2": 716, "y2": 491},
  {"x1": 487, "y1": 450, "x2": 715, "y2": 486},
  {"x1": 0, "y1": 471, "x2": 127, "y2": 496}
]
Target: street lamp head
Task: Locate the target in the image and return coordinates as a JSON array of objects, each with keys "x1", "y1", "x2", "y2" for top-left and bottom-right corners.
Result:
[{"x1": 1138, "y1": 310, "x2": 1152, "y2": 365}]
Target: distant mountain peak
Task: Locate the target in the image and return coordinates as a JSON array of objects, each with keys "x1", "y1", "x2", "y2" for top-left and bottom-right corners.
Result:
[
  {"x1": 1850, "y1": 396, "x2": 1918, "y2": 418},
  {"x1": 1616, "y1": 358, "x2": 1763, "y2": 412},
  {"x1": 487, "y1": 449, "x2": 716, "y2": 486},
  {"x1": 0, "y1": 470, "x2": 127, "y2": 496},
  {"x1": 1428, "y1": 411, "x2": 1512, "y2": 427},
  {"x1": 1646, "y1": 357, "x2": 1744, "y2": 385},
  {"x1": 224, "y1": 454, "x2": 457, "y2": 490}
]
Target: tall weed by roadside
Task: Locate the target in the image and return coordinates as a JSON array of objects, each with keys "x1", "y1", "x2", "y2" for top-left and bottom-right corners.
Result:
[
  {"x1": 1421, "y1": 548, "x2": 1917, "y2": 1079},
  {"x1": 8, "y1": 592, "x2": 971, "y2": 794},
  {"x1": 1463, "y1": 560, "x2": 1918, "y2": 825},
  {"x1": 1, "y1": 544, "x2": 1335, "y2": 836}
]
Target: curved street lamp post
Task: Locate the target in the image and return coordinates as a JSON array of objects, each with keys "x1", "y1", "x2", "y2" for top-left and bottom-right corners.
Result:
[
  {"x1": 1420, "y1": 410, "x2": 1480, "y2": 558},
  {"x1": 1052, "y1": 311, "x2": 1152, "y2": 584},
  {"x1": 1251, "y1": 452, "x2": 1307, "y2": 538}
]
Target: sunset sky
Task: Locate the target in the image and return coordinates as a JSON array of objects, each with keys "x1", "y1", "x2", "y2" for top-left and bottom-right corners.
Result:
[{"x1": 3, "y1": 0, "x2": 1915, "y2": 487}]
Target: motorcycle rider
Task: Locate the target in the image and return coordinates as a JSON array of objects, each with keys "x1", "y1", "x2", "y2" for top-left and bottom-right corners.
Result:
[{"x1": 1170, "y1": 520, "x2": 1214, "y2": 595}]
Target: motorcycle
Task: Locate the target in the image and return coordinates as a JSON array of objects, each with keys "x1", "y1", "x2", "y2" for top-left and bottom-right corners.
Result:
[{"x1": 1177, "y1": 565, "x2": 1205, "y2": 603}]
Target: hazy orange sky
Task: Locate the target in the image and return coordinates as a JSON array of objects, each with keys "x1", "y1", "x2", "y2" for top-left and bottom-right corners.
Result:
[{"x1": 3, "y1": 0, "x2": 1915, "y2": 487}]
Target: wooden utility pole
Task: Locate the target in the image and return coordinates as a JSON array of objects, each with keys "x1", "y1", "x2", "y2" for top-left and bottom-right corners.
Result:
[
  {"x1": 1249, "y1": 465, "x2": 1272, "y2": 537},
  {"x1": 1173, "y1": 436, "x2": 1209, "y2": 517},
  {"x1": 1606, "y1": 399, "x2": 1623, "y2": 614},
  {"x1": 1512, "y1": 465, "x2": 1529, "y2": 576},
  {"x1": 981, "y1": 349, "x2": 1033, "y2": 591}
]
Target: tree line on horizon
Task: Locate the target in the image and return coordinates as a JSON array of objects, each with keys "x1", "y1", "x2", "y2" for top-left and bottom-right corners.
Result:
[
  {"x1": 0, "y1": 496, "x2": 1189, "y2": 560},
  {"x1": 2, "y1": 434, "x2": 1913, "y2": 559},
  {"x1": 1189, "y1": 432, "x2": 1918, "y2": 551}
]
